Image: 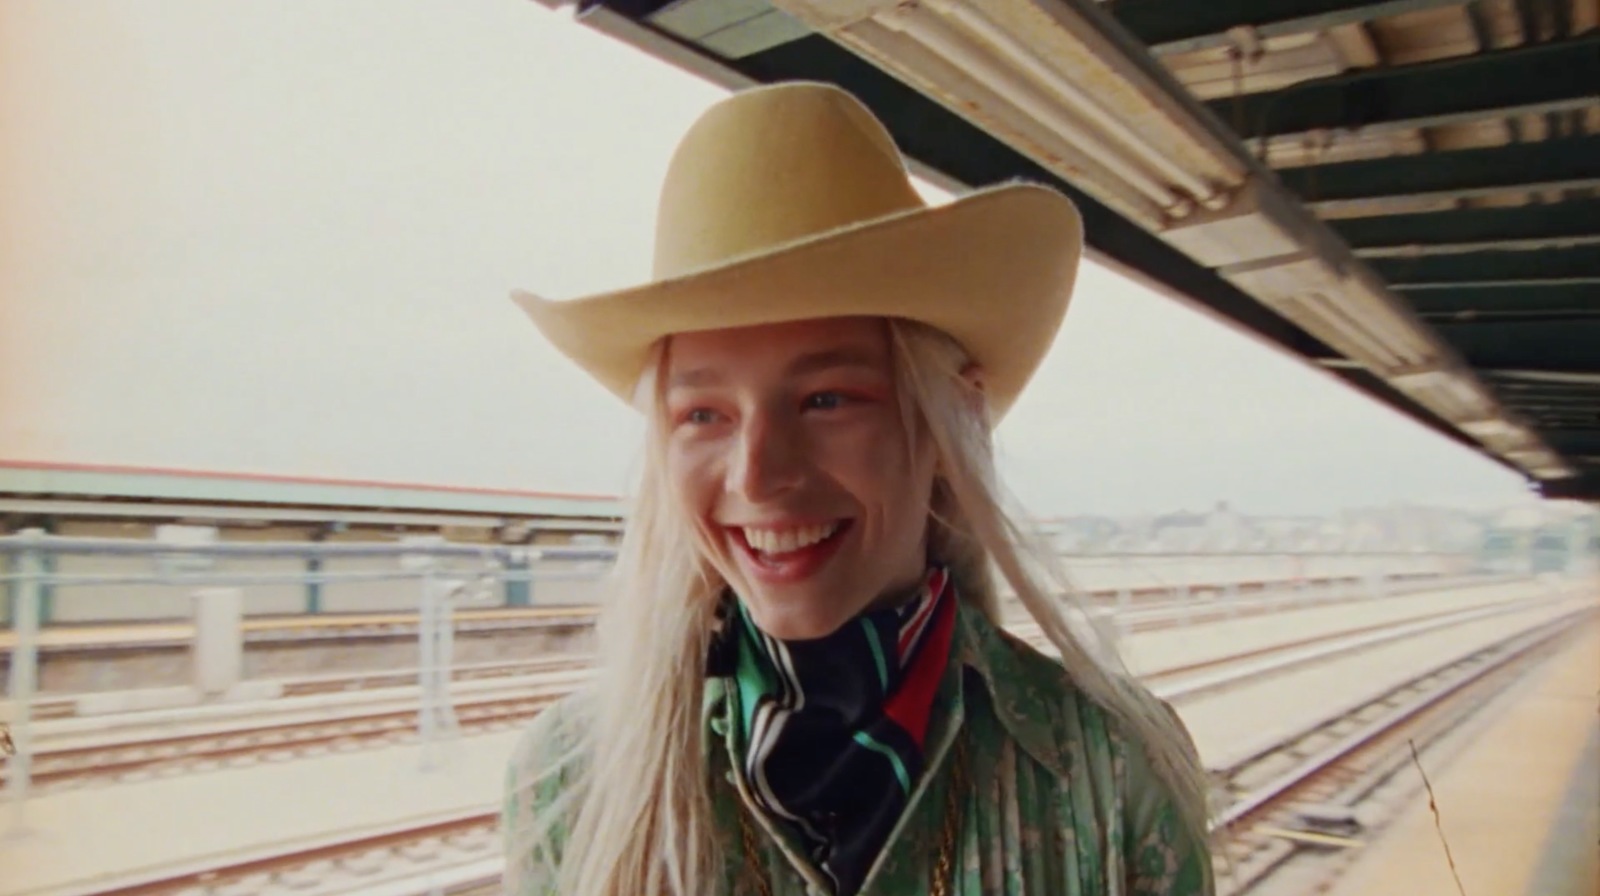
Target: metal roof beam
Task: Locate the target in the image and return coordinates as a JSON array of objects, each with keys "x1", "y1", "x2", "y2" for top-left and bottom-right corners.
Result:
[
  {"x1": 1514, "y1": 0, "x2": 1541, "y2": 42},
  {"x1": 1505, "y1": 408, "x2": 1600, "y2": 422},
  {"x1": 1543, "y1": 429, "x2": 1600, "y2": 456},
  {"x1": 1506, "y1": 406, "x2": 1600, "y2": 419},
  {"x1": 1432, "y1": 320, "x2": 1600, "y2": 373},
  {"x1": 1497, "y1": 383, "x2": 1600, "y2": 396},
  {"x1": 1497, "y1": 390, "x2": 1600, "y2": 404},
  {"x1": 1108, "y1": 0, "x2": 1468, "y2": 55},
  {"x1": 1463, "y1": 0, "x2": 1493, "y2": 50},
  {"x1": 1540, "y1": 472, "x2": 1600, "y2": 501},
  {"x1": 1279, "y1": 136, "x2": 1600, "y2": 210},
  {"x1": 1213, "y1": 33, "x2": 1600, "y2": 141},
  {"x1": 1498, "y1": 395, "x2": 1600, "y2": 408},
  {"x1": 1483, "y1": 369, "x2": 1600, "y2": 387},
  {"x1": 1373, "y1": 246, "x2": 1600, "y2": 287},
  {"x1": 1492, "y1": 384, "x2": 1600, "y2": 401},
  {"x1": 1354, "y1": 234, "x2": 1600, "y2": 258},
  {"x1": 1336, "y1": 199, "x2": 1600, "y2": 256},
  {"x1": 1401, "y1": 283, "x2": 1600, "y2": 322}
]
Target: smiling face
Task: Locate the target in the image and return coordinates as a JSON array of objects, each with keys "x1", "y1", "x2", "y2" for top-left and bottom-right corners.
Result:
[{"x1": 661, "y1": 317, "x2": 938, "y2": 640}]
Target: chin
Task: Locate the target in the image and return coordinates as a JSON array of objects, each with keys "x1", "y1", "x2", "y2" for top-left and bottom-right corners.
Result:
[{"x1": 741, "y1": 588, "x2": 855, "y2": 641}]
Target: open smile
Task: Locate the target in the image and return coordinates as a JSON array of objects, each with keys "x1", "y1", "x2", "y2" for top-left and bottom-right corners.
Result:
[{"x1": 727, "y1": 520, "x2": 853, "y2": 584}]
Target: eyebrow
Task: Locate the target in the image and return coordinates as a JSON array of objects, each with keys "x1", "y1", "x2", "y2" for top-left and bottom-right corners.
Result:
[{"x1": 666, "y1": 347, "x2": 885, "y2": 390}]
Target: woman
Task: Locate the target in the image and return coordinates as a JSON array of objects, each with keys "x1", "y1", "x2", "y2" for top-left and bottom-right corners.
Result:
[{"x1": 503, "y1": 81, "x2": 1215, "y2": 895}]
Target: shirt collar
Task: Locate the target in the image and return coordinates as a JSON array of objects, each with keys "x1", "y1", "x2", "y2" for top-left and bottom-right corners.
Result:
[
  {"x1": 706, "y1": 596, "x2": 1076, "y2": 780},
  {"x1": 947, "y1": 599, "x2": 1076, "y2": 779}
]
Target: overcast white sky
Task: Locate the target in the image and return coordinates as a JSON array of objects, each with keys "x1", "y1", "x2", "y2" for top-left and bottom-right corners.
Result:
[{"x1": 0, "y1": 0, "x2": 1538, "y2": 517}]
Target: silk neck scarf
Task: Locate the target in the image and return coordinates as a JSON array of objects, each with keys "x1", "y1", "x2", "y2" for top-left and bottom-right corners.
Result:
[{"x1": 707, "y1": 567, "x2": 959, "y2": 896}]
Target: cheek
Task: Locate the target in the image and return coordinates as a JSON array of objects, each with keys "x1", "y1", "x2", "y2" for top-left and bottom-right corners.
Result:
[
  {"x1": 820, "y1": 423, "x2": 931, "y2": 520},
  {"x1": 666, "y1": 440, "x2": 722, "y2": 517},
  {"x1": 666, "y1": 440, "x2": 746, "y2": 575}
]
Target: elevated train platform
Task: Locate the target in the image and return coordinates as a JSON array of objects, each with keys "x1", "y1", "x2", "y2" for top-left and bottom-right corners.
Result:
[
  {"x1": 1327, "y1": 617, "x2": 1599, "y2": 896},
  {"x1": 0, "y1": 577, "x2": 1589, "y2": 896}
]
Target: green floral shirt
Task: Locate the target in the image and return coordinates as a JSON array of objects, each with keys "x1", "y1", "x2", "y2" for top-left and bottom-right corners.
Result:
[{"x1": 502, "y1": 602, "x2": 1214, "y2": 895}]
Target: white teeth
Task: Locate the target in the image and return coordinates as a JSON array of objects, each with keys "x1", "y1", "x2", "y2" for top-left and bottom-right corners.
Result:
[{"x1": 742, "y1": 523, "x2": 839, "y2": 555}]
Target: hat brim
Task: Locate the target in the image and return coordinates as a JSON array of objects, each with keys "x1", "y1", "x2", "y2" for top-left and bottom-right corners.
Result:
[{"x1": 512, "y1": 182, "x2": 1083, "y2": 422}]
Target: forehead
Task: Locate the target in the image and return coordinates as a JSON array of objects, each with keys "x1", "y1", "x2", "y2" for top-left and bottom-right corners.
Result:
[{"x1": 664, "y1": 317, "x2": 892, "y2": 381}]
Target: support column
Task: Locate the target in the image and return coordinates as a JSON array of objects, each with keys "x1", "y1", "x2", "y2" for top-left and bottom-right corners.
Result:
[
  {"x1": 37, "y1": 518, "x2": 56, "y2": 626},
  {"x1": 192, "y1": 588, "x2": 244, "y2": 697},
  {"x1": 306, "y1": 530, "x2": 326, "y2": 615},
  {"x1": 504, "y1": 546, "x2": 532, "y2": 608},
  {"x1": 5, "y1": 528, "x2": 44, "y2": 833}
]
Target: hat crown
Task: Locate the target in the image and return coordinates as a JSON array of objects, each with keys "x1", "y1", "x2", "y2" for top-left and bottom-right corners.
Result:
[{"x1": 653, "y1": 83, "x2": 925, "y2": 279}]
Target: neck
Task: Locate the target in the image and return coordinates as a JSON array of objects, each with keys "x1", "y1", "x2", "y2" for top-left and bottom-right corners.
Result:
[
  {"x1": 712, "y1": 563, "x2": 961, "y2": 896},
  {"x1": 870, "y1": 571, "x2": 933, "y2": 610}
]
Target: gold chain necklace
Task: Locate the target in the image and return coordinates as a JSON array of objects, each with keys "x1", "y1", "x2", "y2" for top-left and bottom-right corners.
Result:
[{"x1": 738, "y1": 739, "x2": 967, "y2": 896}]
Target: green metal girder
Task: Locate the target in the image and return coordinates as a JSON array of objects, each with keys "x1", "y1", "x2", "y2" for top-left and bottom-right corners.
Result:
[
  {"x1": 1106, "y1": 0, "x2": 1462, "y2": 53},
  {"x1": 1522, "y1": 404, "x2": 1600, "y2": 414},
  {"x1": 1278, "y1": 137, "x2": 1600, "y2": 203},
  {"x1": 1514, "y1": 0, "x2": 1540, "y2": 45},
  {"x1": 1375, "y1": 246, "x2": 1600, "y2": 287},
  {"x1": 1475, "y1": 382, "x2": 1599, "y2": 419},
  {"x1": 1492, "y1": 382, "x2": 1600, "y2": 402},
  {"x1": 1402, "y1": 283, "x2": 1600, "y2": 322},
  {"x1": 1544, "y1": 429, "x2": 1600, "y2": 456},
  {"x1": 1432, "y1": 320, "x2": 1600, "y2": 374},
  {"x1": 1332, "y1": 199, "x2": 1600, "y2": 250},
  {"x1": 1502, "y1": 395, "x2": 1600, "y2": 409},
  {"x1": 1541, "y1": 472, "x2": 1600, "y2": 501},
  {"x1": 1516, "y1": 413, "x2": 1600, "y2": 428},
  {"x1": 1517, "y1": 398, "x2": 1600, "y2": 409},
  {"x1": 1206, "y1": 33, "x2": 1600, "y2": 140},
  {"x1": 1484, "y1": 370, "x2": 1600, "y2": 387}
]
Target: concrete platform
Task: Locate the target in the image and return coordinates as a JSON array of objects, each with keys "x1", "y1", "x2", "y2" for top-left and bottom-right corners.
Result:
[
  {"x1": 1325, "y1": 613, "x2": 1600, "y2": 896},
  {"x1": 0, "y1": 729, "x2": 519, "y2": 896}
]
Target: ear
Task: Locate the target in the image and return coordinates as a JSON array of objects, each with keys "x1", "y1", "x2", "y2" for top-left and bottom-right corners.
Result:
[
  {"x1": 959, "y1": 362, "x2": 989, "y2": 419},
  {"x1": 959, "y1": 362, "x2": 986, "y2": 391}
]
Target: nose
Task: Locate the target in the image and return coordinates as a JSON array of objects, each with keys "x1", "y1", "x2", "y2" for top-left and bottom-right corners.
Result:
[{"x1": 729, "y1": 408, "x2": 804, "y2": 502}]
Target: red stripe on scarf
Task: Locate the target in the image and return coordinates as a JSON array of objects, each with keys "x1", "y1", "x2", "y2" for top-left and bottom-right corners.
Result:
[
  {"x1": 898, "y1": 567, "x2": 946, "y2": 655},
  {"x1": 882, "y1": 581, "x2": 956, "y2": 748}
]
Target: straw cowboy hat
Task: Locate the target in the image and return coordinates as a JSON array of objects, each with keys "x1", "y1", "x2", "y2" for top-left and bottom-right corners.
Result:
[{"x1": 512, "y1": 81, "x2": 1083, "y2": 422}]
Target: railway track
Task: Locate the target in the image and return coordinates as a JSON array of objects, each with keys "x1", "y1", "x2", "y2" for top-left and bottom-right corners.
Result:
[
  {"x1": 72, "y1": 598, "x2": 1587, "y2": 896},
  {"x1": 4, "y1": 591, "x2": 1561, "y2": 794},
  {"x1": 1207, "y1": 605, "x2": 1595, "y2": 895},
  {"x1": 41, "y1": 596, "x2": 1592, "y2": 896},
  {"x1": 87, "y1": 810, "x2": 504, "y2": 896}
]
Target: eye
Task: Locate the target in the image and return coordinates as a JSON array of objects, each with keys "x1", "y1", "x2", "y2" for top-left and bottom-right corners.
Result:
[
  {"x1": 683, "y1": 407, "x2": 723, "y2": 425},
  {"x1": 802, "y1": 391, "x2": 848, "y2": 411}
]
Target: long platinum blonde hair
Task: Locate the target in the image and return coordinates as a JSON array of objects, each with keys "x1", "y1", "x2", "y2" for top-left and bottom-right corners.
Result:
[{"x1": 507, "y1": 319, "x2": 1213, "y2": 895}]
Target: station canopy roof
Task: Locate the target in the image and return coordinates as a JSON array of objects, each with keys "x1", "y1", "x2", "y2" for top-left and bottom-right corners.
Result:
[{"x1": 538, "y1": 0, "x2": 1600, "y2": 502}]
